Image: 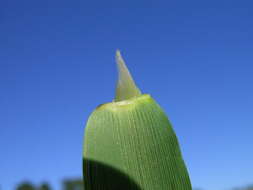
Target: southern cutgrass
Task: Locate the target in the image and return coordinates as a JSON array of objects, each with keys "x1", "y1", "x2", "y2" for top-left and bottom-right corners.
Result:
[{"x1": 83, "y1": 51, "x2": 192, "y2": 190}]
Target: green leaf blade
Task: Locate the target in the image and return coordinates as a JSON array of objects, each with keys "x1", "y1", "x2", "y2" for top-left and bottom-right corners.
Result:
[{"x1": 83, "y1": 95, "x2": 192, "y2": 190}]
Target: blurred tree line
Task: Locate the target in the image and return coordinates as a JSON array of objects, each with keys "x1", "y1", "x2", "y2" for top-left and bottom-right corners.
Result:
[
  {"x1": 15, "y1": 180, "x2": 253, "y2": 190},
  {"x1": 232, "y1": 185, "x2": 253, "y2": 190},
  {"x1": 16, "y1": 179, "x2": 84, "y2": 190}
]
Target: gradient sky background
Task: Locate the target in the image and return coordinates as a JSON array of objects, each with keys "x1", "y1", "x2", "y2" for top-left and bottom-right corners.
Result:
[{"x1": 1, "y1": 1, "x2": 253, "y2": 190}]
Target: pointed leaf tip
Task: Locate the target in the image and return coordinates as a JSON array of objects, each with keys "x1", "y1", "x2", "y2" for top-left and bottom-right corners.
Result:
[{"x1": 115, "y1": 50, "x2": 141, "y2": 102}]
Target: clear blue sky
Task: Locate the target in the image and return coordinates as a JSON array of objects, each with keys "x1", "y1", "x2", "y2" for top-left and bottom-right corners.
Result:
[{"x1": 1, "y1": 1, "x2": 253, "y2": 190}]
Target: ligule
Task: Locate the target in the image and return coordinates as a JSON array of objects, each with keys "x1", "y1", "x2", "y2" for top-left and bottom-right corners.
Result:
[{"x1": 115, "y1": 50, "x2": 141, "y2": 102}]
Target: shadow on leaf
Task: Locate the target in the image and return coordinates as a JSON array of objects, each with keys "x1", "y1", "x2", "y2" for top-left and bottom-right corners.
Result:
[{"x1": 83, "y1": 159, "x2": 141, "y2": 190}]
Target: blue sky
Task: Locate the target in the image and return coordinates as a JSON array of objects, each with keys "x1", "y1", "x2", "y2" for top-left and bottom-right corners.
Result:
[{"x1": 1, "y1": 1, "x2": 253, "y2": 190}]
